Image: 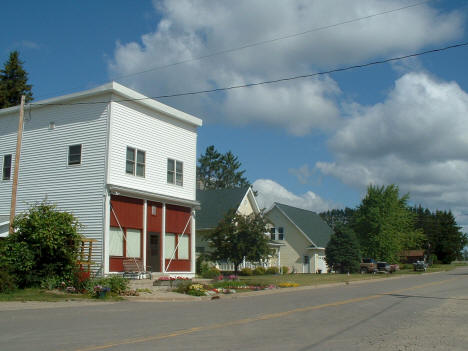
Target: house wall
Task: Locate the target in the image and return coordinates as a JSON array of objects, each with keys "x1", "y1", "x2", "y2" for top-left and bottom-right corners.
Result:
[
  {"x1": 237, "y1": 193, "x2": 255, "y2": 216},
  {"x1": 107, "y1": 99, "x2": 198, "y2": 202},
  {"x1": 265, "y1": 207, "x2": 315, "y2": 273},
  {"x1": 0, "y1": 95, "x2": 110, "y2": 266}
]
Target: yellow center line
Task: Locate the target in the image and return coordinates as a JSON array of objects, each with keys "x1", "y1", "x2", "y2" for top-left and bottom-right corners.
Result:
[{"x1": 73, "y1": 276, "x2": 460, "y2": 351}]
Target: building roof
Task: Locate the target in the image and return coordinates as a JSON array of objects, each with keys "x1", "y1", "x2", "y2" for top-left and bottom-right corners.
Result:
[
  {"x1": 0, "y1": 81, "x2": 203, "y2": 127},
  {"x1": 196, "y1": 187, "x2": 250, "y2": 230},
  {"x1": 273, "y1": 203, "x2": 333, "y2": 248}
]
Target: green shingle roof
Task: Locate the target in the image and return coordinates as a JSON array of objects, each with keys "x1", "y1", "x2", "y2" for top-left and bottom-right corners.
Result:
[
  {"x1": 274, "y1": 203, "x2": 332, "y2": 248},
  {"x1": 196, "y1": 188, "x2": 249, "y2": 230}
]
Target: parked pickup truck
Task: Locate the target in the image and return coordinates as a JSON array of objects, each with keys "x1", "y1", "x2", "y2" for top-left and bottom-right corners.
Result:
[{"x1": 360, "y1": 258, "x2": 378, "y2": 274}]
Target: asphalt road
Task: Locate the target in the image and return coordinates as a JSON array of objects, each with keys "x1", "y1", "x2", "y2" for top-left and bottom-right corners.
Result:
[{"x1": 1, "y1": 268, "x2": 467, "y2": 351}]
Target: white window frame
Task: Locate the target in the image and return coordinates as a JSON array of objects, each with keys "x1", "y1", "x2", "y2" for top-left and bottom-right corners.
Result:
[
  {"x1": 126, "y1": 146, "x2": 146, "y2": 178},
  {"x1": 270, "y1": 227, "x2": 285, "y2": 241},
  {"x1": 2, "y1": 154, "x2": 12, "y2": 181},
  {"x1": 68, "y1": 144, "x2": 82, "y2": 166},
  {"x1": 167, "y1": 158, "x2": 183, "y2": 186}
]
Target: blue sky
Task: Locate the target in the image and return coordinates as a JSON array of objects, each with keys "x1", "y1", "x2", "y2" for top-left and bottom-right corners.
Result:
[{"x1": 2, "y1": 0, "x2": 468, "y2": 228}]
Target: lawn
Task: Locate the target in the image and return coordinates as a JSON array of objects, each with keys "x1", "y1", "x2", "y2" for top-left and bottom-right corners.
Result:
[
  {"x1": 239, "y1": 264, "x2": 462, "y2": 286},
  {"x1": 0, "y1": 288, "x2": 122, "y2": 302}
]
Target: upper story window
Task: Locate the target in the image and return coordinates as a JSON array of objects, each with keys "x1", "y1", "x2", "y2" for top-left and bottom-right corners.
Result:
[
  {"x1": 126, "y1": 147, "x2": 145, "y2": 177},
  {"x1": 68, "y1": 144, "x2": 82, "y2": 166},
  {"x1": 167, "y1": 158, "x2": 183, "y2": 186},
  {"x1": 2, "y1": 154, "x2": 12, "y2": 181},
  {"x1": 270, "y1": 227, "x2": 284, "y2": 241}
]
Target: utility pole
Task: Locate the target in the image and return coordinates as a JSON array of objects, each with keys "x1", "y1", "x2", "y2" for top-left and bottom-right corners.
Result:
[{"x1": 9, "y1": 95, "x2": 25, "y2": 234}]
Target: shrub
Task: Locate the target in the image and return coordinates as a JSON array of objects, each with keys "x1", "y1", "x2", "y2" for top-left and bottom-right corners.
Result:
[
  {"x1": 5, "y1": 202, "x2": 82, "y2": 287},
  {"x1": 40, "y1": 275, "x2": 61, "y2": 290},
  {"x1": 239, "y1": 267, "x2": 253, "y2": 276},
  {"x1": 281, "y1": 266, "x2": 289, "y2": 275},
  {"x1": 253, "y1": 267, "x2": 266, "y2": 275},
  {"x1": 95, "y1": 275, "x2": 129, "y2": 295},
  {"x1": 0, "y1": 270, "x2": 17, "y2": 293},
  {"x1": 201, "y1": 266, "x2": 221, "y2": 279},
  {"x1": 266, "y1": 267, "x2": 279, "y2": 275}
]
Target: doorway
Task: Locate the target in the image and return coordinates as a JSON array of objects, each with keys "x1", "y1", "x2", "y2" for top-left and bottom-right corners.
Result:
[
  {"x1": 303, "y1": 255, "x2": 310, "y2": 273},
  {"x1": 148, "y1": 232, "x2": 160, "y2": 272}
]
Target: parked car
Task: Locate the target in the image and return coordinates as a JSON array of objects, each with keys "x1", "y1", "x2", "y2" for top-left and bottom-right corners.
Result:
[
  {"x1": 389, "y1": 263, "x2": 400, "y2": 273},
  {"x1": 360, "y1": 258, "x2": 377, "y2": 274},
  {"x1": 413, "y1": 260, "x2": 428, "y2": 271},
  {"x1": 376, "y1": 262, "x2": 391, "y2": 273}
]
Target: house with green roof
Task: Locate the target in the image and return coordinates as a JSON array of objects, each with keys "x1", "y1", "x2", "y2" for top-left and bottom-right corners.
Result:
[
  {"x1": 265, "y1": 202, "x2": 333, "y2": 274},
  {"x1": 195, "y1": 187, "x2": 260, "y2": 254}
]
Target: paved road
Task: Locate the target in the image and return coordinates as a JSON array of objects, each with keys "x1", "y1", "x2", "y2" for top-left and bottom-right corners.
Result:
[{"x1": 1, "y1": 268, "x2": 467, "y2": 351}]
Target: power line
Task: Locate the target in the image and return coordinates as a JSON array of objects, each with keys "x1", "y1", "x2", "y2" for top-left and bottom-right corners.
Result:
[
  {"x1": 35, "y1": 0, "x2": 431, "y2": 100},
  {"x1": 29, "y1": 41, "x2": 468, "y2": 107}
]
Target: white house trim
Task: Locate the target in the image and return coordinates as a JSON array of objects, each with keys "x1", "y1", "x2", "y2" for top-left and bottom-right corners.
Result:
[
  {"x1": 273, "y1": 204, "x2": 317, "y2": 247},
  {"x1": 238, "y1": 187, "x2": 260, "y2": 215}
]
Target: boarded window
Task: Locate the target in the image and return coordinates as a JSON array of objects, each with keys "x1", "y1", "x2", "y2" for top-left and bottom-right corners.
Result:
[
  {"x1": 109, "y1": 227, "x2": 123, "y2": 256},
  {"x1": 126, "y1": 229, "x2": 141, "y2": 258}
]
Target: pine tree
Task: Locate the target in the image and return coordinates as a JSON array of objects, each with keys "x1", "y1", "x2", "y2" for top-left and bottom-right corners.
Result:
[
  {"x1": 325, "y1": 225, "x2": 361, "y2": 273},
  {"x1": 0, "y1": 51, "x2": 33, "y2": 109}
]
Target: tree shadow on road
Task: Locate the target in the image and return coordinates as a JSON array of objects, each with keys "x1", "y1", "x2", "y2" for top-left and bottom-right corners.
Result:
[{"x1": 386, "y1": 293, "x2": 468, "y2": 301}]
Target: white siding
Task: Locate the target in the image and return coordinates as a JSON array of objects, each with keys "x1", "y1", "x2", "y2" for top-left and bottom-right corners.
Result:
[
  {"x1": 108, "y1": 99, "x2": 198, "y2": 201},
  {"x1": 0, "y1": 96, "x2": 109, "y2": 267}
]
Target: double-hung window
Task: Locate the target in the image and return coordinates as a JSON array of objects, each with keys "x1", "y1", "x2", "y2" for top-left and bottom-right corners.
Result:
[
  {"x1": 167, "y1": 159, "x2": 183, "y2": 186},
  {"x1": 2, "y1": 154, "x2": 12, "y2": 181},
  {"x1": 270, "y1": 227, "x2": 284, "y2": 240},
  {"x1": 126, "y1": 147, "x2": 145, "y2": 177},
  {"x1": 68, "y1": 144, "x2": 82, "y2": 165}
]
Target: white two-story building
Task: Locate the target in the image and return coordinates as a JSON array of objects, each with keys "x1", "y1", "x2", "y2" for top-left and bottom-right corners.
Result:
[{"x1": 0, "y1": 82, "x2": 202, "y2": 276}]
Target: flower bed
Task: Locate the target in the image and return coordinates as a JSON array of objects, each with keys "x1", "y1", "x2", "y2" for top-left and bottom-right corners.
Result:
[{"x1": 153, "y1": 276, "x2": 191, "y2": 287}]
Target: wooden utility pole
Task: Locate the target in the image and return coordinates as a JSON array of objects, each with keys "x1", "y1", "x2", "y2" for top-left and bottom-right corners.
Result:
[{"x1": 9, "y1": 95, "x2": 25, "y2": 234}]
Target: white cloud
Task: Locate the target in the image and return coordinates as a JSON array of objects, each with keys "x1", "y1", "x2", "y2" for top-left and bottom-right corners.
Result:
[
  {"x1": 108, "y1": 0, "x2": 462, "y2": 134},
  {"x1": 253, "y1": 179, "x2": 334, "y2": 213},
  {"x1": 288, "y1": 164, "x2": 313, "y2": 184},
  {"x1": 316, "y1": 72, "x2": 468, "y2": 227}
]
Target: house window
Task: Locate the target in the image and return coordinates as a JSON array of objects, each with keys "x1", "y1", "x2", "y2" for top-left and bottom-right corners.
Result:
[
  {"x1": 167, "y1": 159, "x2": 183, "y2": 186},
  {"x1": 126, "y1": 147, "x2": 145, "y2": 177},
  {"x1": 109, "y1": 226, "x2": 142, "y2": 258},
  {"x1": 270, "y1": 227, "x2": 285, "y2": 241},
  {"x1": 2, "y1": 154, "x2": 12, "y2": 181},
  {"x1": 165, "y1": 233, "x2": 189, "y2": 259},
  {"x1": 68, "y1": 144, "x2": 82, "y2": 165}
]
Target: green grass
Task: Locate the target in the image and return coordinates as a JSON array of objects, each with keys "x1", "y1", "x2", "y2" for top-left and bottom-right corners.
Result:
[
  {"x1": 0, "y1": 288, "x2": 120, "y2": 302},
  {"x1": 239, "y1": 264, "x2": 462, "y2": 286}
]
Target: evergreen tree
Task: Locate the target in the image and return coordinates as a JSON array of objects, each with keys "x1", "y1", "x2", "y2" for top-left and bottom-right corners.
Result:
[
  {"x1": 320, "y1": 207, "x2": 356, "y2": 230},
  {"x1": 197, "y1": 145, "x2": 250, "y2": 190},
  {"x1": 0, "y1": 51, "x2": 33, "y2": 109},
  {"x1": 325, "y1": 225, "x2": 361, "y2": 273}
]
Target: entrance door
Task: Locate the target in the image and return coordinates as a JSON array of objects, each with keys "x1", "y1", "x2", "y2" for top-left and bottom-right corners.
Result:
[
  {"x1": 148, "y1": 232, "x2": 160, "y2": 272},
  {"x1": 303, "y1": 255, "x2": 310, "y2": 273}
]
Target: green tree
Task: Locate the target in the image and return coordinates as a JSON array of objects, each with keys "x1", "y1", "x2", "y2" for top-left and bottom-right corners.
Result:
[
  {"x1": 0, "y1": 51, "x2": 33, "y2": 108},
  {"x1": 2, "y1": 202, "x2": 82, "y2": 287},
  {"x1": 320, "y1": 207, "x2": 356, "y2": 230},
  {"x1": 207, "y1": 210, "x2": 273, "y2": 275},
  {"x1": 353, "y1": 184, "x2": 419, "y2": 263},
  {"x1": 197, "y1": 145, "x2": 250, "y2": 190},
  {"x1": 325, "y1": 225, "x2": 361, "y2": 273}
]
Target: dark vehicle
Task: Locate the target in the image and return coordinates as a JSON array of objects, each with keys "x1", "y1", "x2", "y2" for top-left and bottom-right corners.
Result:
[
  {"x1": 360, "y1": 258, "x2": 377, "y2": 274},
  {"x1": 413, "y1": 260, "x2": 428, "y2": 271},
  {"x1": 376, "y1": 262, "x2": 391, "y2": 273}
]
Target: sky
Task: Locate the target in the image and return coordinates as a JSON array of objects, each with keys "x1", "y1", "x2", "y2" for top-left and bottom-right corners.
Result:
[{"x1": 2, "y1": 0, "x2": 468, "y2": 230}]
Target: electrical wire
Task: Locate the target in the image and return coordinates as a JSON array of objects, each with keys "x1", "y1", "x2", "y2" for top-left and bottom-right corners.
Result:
[
  {"x1": 29, "y1": 41, "x2": 468, "y2": 107},
  {"x1": 34, "y1": 0, "x2": 432, "y2": 100}
]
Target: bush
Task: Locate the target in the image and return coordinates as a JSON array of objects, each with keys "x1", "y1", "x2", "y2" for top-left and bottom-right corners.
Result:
[
  {"x1": 281, "y1": 266, "x2": 289, "y2": 274},
  {"x1": 201, "y1": 266, "x2": 221, "y2": 279},
  {"x1": 0, "y1": 270, "x2": 17, "y2": 293},
  {"x1": 266, "y1": 267, "x2": 279, "y2": 275},
  {"x1": 5, "y1": 202, "x2": 82, "y2": 287},
  {"x1": 239, "y1": 267, "x2": 253, "y2": 276},
  {"x1": 40, "y1": 276, "x2": 61, "y2": 290},
  {"x1": 253, "y1": 267, "x2": 266, "y2": 275},
  {"x1": 94, "y1": 275, "x2": 129, "y2": 295}
]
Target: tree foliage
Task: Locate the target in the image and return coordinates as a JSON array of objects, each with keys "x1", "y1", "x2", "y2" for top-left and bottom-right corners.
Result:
[
  {"x1": 207, "y1": 210, "x2": 273, "y2": 275},
  {"x1": 320, "y1": 207, "x2": 356, "y2": 230},
  {"x1": 353, "y1": 185, "x2": 422, "y2": 263},
  {"x1": 325, "y1": 225, "x2": 361, "y2": 273},
  {"x1": 0, "y1": 51, "x2": 33, "y2": 109},
  {"x1": 411, "y1": 206, "x2": 467, "y2": 264},
  {"x1": 1, "y1": 202, "x2": 82, "y2": 287},
  {"x1": 197, "y1": 145, "x2": 250, "y2": 190}
]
